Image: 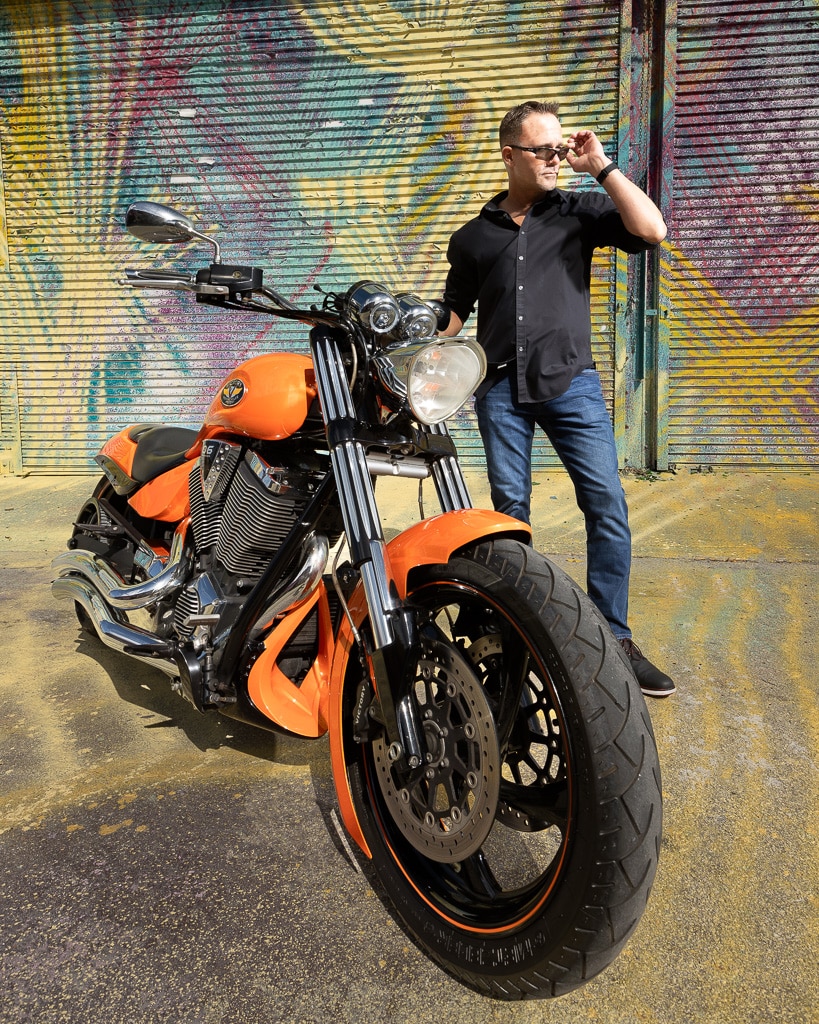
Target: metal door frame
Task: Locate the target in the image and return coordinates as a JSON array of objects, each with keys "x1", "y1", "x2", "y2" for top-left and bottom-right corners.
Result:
[{"x1": 615, "y1": 0, "x2": 676, "y2": 471}]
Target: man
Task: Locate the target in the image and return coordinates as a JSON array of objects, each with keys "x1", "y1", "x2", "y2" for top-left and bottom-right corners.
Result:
[{"x1": 439, "y1": 100, "x2": 675, "y2": 697}]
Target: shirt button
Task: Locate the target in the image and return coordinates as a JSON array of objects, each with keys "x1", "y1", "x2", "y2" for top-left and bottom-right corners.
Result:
[
  {"x1": 518, "y1": 256, "x2": 524, "y2": 261},
  {"x1": 518, "y1": 285, "x2": 523, "y2": 290},
  {"x1": 518, "y1": 316, "x2": 523, "y2": 321}
]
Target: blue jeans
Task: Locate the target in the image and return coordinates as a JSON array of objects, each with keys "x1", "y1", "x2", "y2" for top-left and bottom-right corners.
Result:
[{"x1": 475, "y1": 369, "x2": 632, "y2": 638}]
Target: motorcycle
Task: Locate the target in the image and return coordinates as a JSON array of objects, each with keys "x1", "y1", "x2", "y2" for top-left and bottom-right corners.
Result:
[{"x1": 51, "y1": 201, "x2": 662, "y2": 999}]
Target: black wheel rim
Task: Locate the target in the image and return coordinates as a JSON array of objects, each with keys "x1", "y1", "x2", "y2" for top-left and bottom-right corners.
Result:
[{"x1": 362, "y1": 578, "x2": 577, "y2": 932}]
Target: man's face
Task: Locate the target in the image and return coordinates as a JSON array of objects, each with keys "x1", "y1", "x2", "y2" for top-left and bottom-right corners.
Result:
[{"x1": 502, "y1": 112, "x2": 564, "y2": 196}]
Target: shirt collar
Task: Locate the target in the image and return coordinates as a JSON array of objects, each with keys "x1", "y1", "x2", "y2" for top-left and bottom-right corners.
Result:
[{"x1": 483, "y1": 188, "x2": 564, "y2": 224}]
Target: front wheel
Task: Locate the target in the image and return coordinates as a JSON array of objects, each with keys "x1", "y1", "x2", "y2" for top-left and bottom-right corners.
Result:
[{"x1": 343, "y1": 539, "x2": 662, "y2": 999}]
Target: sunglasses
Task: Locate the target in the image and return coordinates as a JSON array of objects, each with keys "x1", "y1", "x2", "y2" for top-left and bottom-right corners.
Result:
[{"x1": 509, "y1": 144, "x2": 572, "y2": 161}]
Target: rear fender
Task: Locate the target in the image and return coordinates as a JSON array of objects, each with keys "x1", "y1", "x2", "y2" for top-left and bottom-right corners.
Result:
[
  {"x1": 327, "y1": 509, "x2": 530, "y2": 858},
  {"x1": 96, "y1": 423, "x2": 149, "y2": 493}
]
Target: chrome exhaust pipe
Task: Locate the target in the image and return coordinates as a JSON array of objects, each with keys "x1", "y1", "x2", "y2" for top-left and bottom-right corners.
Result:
[
  {"x1": 248, "y1": 533, "x2": 329, "y2": 640},
  {"x1": 51, "y1": 575, "x2": 180, "y2": 679},
  {"x1": 52, "y1": 533, "x2": 330, "y2": 679},
  {"x1": 51, "y1": 528, "x2": 189, "y2": 610}
]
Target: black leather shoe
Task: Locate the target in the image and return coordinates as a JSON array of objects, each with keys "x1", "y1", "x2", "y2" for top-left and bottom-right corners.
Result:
[{"x1": 619, "y1": 638, "x2": 676, "y2": 698}]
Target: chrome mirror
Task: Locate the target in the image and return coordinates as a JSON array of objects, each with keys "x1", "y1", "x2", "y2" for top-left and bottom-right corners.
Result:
[{"x1": 125, "y1": 202, "x2": 220, "y2": 262}]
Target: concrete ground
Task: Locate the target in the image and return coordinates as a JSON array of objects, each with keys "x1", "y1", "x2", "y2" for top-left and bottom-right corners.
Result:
[{"x1": 0, "y1": 468, "x2": 817, "y2": 1024}]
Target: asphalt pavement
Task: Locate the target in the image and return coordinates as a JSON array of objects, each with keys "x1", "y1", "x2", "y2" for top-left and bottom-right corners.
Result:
[{"x1": 1, "y1": 467, "x2": 817, "y2": 1024}]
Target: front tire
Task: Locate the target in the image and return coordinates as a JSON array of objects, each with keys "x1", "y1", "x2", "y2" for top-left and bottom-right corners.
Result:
[{"x1": 343, "y1": 539, "x2": 662, "y2": 999}]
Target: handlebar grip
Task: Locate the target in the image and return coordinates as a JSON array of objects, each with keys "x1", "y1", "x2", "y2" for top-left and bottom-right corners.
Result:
[
  {"x1": 427, "y1": 299, "x2": 451, "y2": 332},
  {"x1": 121, "y1": 269, "x2": 198, "y2": 290}
]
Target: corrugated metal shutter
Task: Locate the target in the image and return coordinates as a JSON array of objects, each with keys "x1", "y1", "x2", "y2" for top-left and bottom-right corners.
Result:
[
  {"x1": 1, "y1": 0, "x2": 623, "y2": 474},
  {"x1": 666, "y1": 0, "x2": 819, "y2": 467}
]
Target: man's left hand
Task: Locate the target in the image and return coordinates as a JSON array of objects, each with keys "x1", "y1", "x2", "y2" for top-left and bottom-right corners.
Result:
[{"x1": 565, "y1": 129, "x2": 609, "y2": 178}]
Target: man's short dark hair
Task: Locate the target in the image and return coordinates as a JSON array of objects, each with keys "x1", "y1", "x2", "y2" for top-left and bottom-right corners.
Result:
[{"x1": 499, "y1": 101, "x2": 560, "y2": 148}]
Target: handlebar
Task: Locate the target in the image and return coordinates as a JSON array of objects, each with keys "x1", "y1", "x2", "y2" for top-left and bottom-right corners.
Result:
[{"x1": 121, "y1": 262, "x2": 343, "y2": 330}]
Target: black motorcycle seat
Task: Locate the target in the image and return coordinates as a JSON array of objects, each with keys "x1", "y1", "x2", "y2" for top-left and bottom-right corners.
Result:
[{"x1": 128, "y1": 424, "x2": 199, "y2": 484}]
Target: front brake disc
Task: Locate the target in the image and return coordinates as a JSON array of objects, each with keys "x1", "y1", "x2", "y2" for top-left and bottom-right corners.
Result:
[{"x1": 371, "y1": 638, "x2": 500, "y2": 864}]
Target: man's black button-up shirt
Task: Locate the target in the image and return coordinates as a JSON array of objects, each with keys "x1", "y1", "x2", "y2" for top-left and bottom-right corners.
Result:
[{"x1": 443, "y1": 188, "x2": 654, "y2": 402}]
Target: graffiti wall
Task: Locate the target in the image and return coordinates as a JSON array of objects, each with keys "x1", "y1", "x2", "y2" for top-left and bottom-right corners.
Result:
[
  {"x1": 1, "y1": 0, "x2": 626, "y2": 471},
  {"x1": 662, "y1": 0, "x2": 819, "y2": 468},
  {"x1": 0, "y1": 0, "x2": 816, "y2": 472}
]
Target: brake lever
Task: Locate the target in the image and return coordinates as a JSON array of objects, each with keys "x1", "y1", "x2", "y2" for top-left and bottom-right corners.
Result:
[{"x1": 120, "y1": 269, "x2": 229, "y2": 296}]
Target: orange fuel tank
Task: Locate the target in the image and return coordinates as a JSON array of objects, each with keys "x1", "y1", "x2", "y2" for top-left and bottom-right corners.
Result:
[{"x1": 195, "y1": 352, "x2": 318, "y2": 444}]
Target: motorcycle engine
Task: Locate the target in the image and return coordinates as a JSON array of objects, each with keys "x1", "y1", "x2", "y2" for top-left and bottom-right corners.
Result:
[{"x1": 171, "y1": 439, "x2": 335, "y2": 641}]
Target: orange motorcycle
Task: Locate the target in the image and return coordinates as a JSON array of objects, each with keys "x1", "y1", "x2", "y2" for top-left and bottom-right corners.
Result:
[{"x1": 52, "y1": 202, "x2": 662, "y2": 999}]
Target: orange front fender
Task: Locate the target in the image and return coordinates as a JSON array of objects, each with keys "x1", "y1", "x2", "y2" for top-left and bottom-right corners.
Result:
[{"x1": 327, "y1": 509, "x2": 530, "y2": 858}]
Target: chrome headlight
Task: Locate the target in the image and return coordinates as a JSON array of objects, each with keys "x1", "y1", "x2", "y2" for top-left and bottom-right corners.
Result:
[
  {"x1": 374, "y1": 338, "x2": 487, "y2": 425},
  {"x1": 345, "y1": 280, "x2": 400, "y2": 334}
]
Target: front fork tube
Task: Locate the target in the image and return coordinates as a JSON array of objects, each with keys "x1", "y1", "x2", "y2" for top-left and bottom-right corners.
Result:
[
  {"x1": 310, "y1": 327, "x2": 425, "y2": 769},
  {"x1": 426, "y1": 420, "x2": 474, "y2": 514}
]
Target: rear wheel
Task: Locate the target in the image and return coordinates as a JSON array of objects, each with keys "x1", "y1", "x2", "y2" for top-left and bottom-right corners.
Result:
[
  {"x1": 68, "y1": 478, "x2": 139, "y2": 632},
  {"x1": 343, "y1": 538, "x2": 662, "y2": 999}
]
